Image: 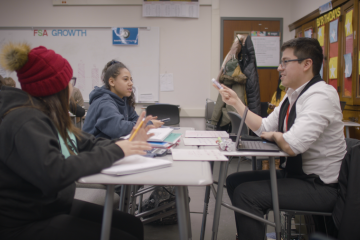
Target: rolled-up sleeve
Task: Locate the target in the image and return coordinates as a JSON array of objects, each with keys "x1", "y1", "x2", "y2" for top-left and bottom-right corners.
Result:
[
  {"x1": 254, "y1": 97, "x2": 286, "y2": 136},
  {"x1": 282, "y1": 92, "x2": 333, "y2": 155}
]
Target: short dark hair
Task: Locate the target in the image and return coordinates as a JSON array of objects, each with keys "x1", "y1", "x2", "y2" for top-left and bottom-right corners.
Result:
[
  {"x1": 0, "y1": 75, "x2": 3, "y2": 88},
  {"x1": 281, "y1": 38, "x2": 323, "y2": 76}
]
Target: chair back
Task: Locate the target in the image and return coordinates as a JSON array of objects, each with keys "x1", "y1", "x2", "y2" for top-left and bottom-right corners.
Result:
[
  {"x1": 205, "y1": 99, "x2": 216, "y2": 121},
  {"x1": 146, "y1": 104, "x2": 180, "y2": 126},
  {"x1": 260, "y1": 102, "x2": 269, "y2": 118},
  {"x1": 228, "y1": 111, "x2": 248, "y2": 135}
]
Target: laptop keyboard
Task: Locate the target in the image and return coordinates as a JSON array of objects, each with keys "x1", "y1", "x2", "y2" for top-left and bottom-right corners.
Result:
[{"x1": 238, "y1": 141, "x2": 279, "y2": 151}]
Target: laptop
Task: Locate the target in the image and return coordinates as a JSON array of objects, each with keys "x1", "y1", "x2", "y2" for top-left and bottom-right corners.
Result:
[{"x1": 235, "y1": 107, "x2": 281, "y2": 152}]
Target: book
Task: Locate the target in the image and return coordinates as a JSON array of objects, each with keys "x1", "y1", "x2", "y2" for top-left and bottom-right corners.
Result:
[
  {"x1": 101, "y1": 155, "x2": 172, "y2": 176},
  {"x1": 147, "y1": 128, "x2": 173, "y2": 142},
  {"x1": 163, "y1": 133, "x2": 182, "y2": 144}
]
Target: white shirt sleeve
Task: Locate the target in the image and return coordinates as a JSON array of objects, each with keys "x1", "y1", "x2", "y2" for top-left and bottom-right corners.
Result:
[
  {"x1": 254, "y1": 97, "x2": 286, "y2": 136},
  {"x1": 282, "y1": 91, "x2": 334, "y2": 155}
]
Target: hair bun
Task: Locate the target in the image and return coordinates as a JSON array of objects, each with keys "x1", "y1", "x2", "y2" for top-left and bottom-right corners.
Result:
[{"x1": 0, "y1": 42, "x2": 31, "y2": 71}]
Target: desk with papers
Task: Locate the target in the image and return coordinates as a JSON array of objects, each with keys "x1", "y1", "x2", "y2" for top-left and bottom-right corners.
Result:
[{"x1": 78, "y1": 128, "x2": 213, "y2": 240}]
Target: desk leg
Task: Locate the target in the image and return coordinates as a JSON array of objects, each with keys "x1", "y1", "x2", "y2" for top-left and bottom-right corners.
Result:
[
  {"x1": 269, "y1": 157, "x2": 281, "y2": 240},
  {"x1": 101, "y1": 185, "x2": 115, "y2": 240},
  {"x1": 184, "y1": 186, "x2": 192, "y2": 240},
  {"x1": 119, "y1": 185, "x2": 127, "y2": 211},
  {"x1": 211, "y1": 161, "x2": 229, "y2": 240},
  {"x1": 175, "y1": 186, "x2": 190, "y2": 240},
  {"x1": 200, "y1": 161, "x2": 214, "y2": 240},
  {"x1": 345, "y1": 126, "x2": 350, "y2": 138}
]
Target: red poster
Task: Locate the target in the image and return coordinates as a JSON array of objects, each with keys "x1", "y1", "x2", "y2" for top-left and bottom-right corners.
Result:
[
  {"x1": 329, "y1": 79, "x2": 338, "y2": 89},
  {"x1": 344, "y1": 35, "x2": 353, "y2": 96},
  {"x1": 329, "y1": 42, "x2": 338, "y2": 58}
]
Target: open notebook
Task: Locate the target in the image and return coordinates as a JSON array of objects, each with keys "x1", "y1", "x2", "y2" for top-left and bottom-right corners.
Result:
[
  {"x1": 101, "y1": 155, "x2": 172, "y2": 176},
  {"x1": 147, "y1": 128, "x2": 173, "y2": 142}
]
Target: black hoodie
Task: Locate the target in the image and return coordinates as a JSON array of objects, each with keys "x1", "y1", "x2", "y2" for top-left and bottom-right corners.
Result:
[{"x1": 0, "y1": 86, "x2": 124, "y2": 229}]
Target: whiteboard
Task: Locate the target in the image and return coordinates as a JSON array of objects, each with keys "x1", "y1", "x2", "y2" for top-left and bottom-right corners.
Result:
[{"x1": 0, "y1": 27, "x2": 159, "y2": 102}]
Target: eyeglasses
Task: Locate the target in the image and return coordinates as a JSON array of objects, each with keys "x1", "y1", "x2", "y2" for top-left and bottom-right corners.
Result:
[
  {"x1": 70, "y1": 77, "x2": 76, "y2": 87},
  {"x1": 280, "y1": 58, "x2": 307, "y2": 68}
]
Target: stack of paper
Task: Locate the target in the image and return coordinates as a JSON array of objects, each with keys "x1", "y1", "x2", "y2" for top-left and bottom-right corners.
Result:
[
  {"x1": 171, "y1": 149, "x2": 228, "y2": 161},
  {"x1": 101, "y1": 155, "x2": 172, "y2": 175},
  {"x1": 185, "y1": 131, "x2": 229, "y2": 138},
  {"x1": 183, "y1": 138, "x2": 218, "y2": 146},
  {"x1": 148, "y1": 128, "x2": 173, "y2": 142}
]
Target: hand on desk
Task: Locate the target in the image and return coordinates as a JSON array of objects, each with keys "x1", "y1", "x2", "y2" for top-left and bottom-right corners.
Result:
[{"x1": 260, "y1": 132, "x2": 296, "y2": 156}]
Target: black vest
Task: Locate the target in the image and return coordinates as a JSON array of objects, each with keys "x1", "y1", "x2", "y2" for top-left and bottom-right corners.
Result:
[{"x1": 278, "y1": 75, "x2": 323, "y2": 177}]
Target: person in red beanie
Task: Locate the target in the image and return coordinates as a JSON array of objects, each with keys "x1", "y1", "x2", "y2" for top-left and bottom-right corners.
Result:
[{"x1": 0, "y1": 43, "x2": 154, "y2": 240}]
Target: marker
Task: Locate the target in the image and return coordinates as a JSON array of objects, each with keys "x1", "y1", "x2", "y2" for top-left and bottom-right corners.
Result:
[
  {"x1": 160, "y1": 118, "x2": 170, "y2": 122},
  {"x1": 212, "y1": 78, "x2": 223, "y2": 89},
  {"x1": 129, "y1": 118, "x2": 145, "y2": 141}
]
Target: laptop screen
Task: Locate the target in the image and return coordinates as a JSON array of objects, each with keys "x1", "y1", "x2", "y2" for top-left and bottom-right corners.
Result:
[{"x1": 235, "y1": 107, "x2": 248, "y2": 148}]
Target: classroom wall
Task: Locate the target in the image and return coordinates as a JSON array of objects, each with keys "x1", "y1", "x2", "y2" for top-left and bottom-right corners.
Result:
[
  {"x1": 0, "y1": 0, "x2": 324, "y2": 131},
  {"x1": 289, "y1": 0, "x2": 331, "y2": 24}
]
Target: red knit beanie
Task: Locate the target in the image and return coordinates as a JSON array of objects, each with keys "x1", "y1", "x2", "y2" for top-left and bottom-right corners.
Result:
[{"x1": 0, "y1": 44, "x2": 73, "y2": 97}]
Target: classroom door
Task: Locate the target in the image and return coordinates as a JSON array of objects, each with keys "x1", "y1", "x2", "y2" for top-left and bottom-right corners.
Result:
[{"x1": 223, "y1": 19, "x2": 281, "y2": 102}]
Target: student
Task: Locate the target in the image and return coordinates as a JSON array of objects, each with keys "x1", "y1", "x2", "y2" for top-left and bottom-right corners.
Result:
[
  {"x1": 214, "y1": 38, "x2": 346, "y2": 240},
  {"x1": 267, "y1": 76, "x2": 286, "y2": 114},
  {"x1": 0, "y1": 43, "x2": 153, "y2": 240},
  {"x1": 70, "y1": 77, "x2": 84, "y2": 106},
  {"x1": 1, "y1": 77, "x2": 16, "y2": 87},
  {"x1": 83, "y1": 60, "x2": 163, "y2": 139}
]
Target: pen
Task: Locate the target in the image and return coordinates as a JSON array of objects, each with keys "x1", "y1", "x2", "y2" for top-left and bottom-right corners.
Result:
[
  {"x1": 160, "y1": 118, "x2": 170, "y2": 122},
  {"x1": 129, "y1": 118, "x2": 145, "y2": 141}
]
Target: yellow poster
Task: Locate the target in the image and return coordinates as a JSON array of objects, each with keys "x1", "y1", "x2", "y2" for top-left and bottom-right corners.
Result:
[
  {"x1": 317, "y1": 26, "x2": 324, "y2": 46},
  {"x1": 345, "y1": 9, "x2": 353, "y2": 37},
  {"x1": 329, "y1": 57, "x2": 338, "y2": 79}
]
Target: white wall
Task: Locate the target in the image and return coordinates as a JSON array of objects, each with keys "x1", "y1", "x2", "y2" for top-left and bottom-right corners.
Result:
[
  {"x1": 290, "y1": 0, "x2": 331, "y2": 24},
  {"x1": 0, "y1": 0, "x2": 323, "y2": 131}
]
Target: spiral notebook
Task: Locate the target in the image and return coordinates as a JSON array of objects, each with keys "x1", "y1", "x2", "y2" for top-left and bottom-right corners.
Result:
[{"x1": 101, "y1": 155, "x2": 172, "y2": 176}]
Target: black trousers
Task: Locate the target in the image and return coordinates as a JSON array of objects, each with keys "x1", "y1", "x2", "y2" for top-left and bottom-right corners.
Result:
[
  {"x1": 226, "y1": 170, "x2": 338, "y2": 240},
  {"x1": 1, "y1": 199, "x2": 143, "y2": 240}
]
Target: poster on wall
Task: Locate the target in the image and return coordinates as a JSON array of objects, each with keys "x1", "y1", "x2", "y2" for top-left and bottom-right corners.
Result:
[
  {"x1": 112, "y1": 28, "x2": 139, "y2": 45},
  {"x1": 142, "y1": 0, "x2": 199, "y2": 18},
  {"x1": 251, "y1": 31, "x2": 280, "y2": 68}
]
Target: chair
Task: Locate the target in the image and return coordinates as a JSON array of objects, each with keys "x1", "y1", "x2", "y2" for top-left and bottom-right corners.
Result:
[
  {"x1": 260, "y1": 102, "x2": 269, "y2": 118},
  {"x1": 227, "y1": 111, "x2": 251, "y2": 171},
  {"x1": 205, "y1": 98, "x2": 216, "y2": 130},
  {"x1": 146, "y1": 104, "x2": 180, "y2": 126},
  {"x1": 278, "y1": 138, "x2": 360, "y2": 240},
  {"x1": 228, "y1": 110, "x2": 267, "y2": 171},
  {"x1": 227, "y1": 111, "x2": 248, "y2": 136}
]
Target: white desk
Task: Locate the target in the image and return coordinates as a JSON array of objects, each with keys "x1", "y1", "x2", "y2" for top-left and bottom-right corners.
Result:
[
  {"x1": 199, "y1": 145, "x2": 288, "y2": 240},
  {"x1": 343, "y1": 120, "x2": 360, "y2": 138},
  {"x1": 78, "y1": 128, "x2": 213, "y2": 240}
]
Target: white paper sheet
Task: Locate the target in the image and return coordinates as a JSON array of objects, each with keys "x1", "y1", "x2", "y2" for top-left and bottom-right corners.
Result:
[
  {"x1": 185, "y1": 131, "x2": 229, "y2": 138},
  {"x1": 143, "y1": 1, "x2": 199, "y2": 18},
  {"x1": 101, "y1": 155, "x2": 172, "y2": 175},
  {"x1": 139, "y1": 93, "x2": 154, "y2": 102},
  {"x1": 183, "y1": 138, "x2": 219, "y2": 146},
  {"x1": 171, "y1": 149, "x2": 228, "y2": 161},
  {"x1": 148, "y1": 128, "x2": 173, "y2": 142},
  {"x1": 160, "y1": 73, "x2": 174, "y2": 92}
]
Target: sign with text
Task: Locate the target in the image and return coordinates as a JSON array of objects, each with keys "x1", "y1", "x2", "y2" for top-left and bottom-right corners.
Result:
[
  {"x1": 251, "y1": 31, "x2": 280, "y2": 68},
  {"x1": 112, "y1": 28, "x2": 138, "y2": 45}
]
